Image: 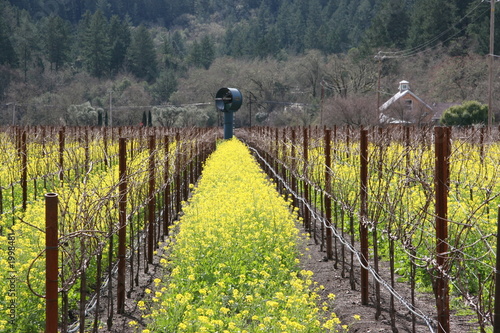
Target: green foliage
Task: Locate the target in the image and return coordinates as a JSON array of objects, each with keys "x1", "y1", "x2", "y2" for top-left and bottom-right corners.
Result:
[
  {"x1": 108, "y1": 15, "x2": 130, "y2": 74},
  {"x1": 189, "y1": 35, "x2": 215, "y2": 69},
  {"x1": 407, "y1": 0, "x2": 458, "y2": 49},
  {"x1": 440, "y1": 101, "x2": 489, "y2": 126},
  {"x1": 0, "y1": 3, "x2": 17, "y2": 67},
  {"x1": 81, "y1": 10, "x2": 111, "y2": 78},
  {"x1": 127, "y1": 25, "x2": 157, "y2": 81},
  {"x1": 149, "y1": 69, "x2": 178, "y2": 104},
  {"x1": 43, "y1": 15, "x2": 71, "y2": 71},
  {"x1": 67, "y1": 101, "x2": 99, "y2": 126}
]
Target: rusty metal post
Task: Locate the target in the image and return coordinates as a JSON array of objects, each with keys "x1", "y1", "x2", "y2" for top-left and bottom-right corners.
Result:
[
  {"x1": 435, "y1": 126, "x2": 450, "y2": 333},
  {"x1": 324, "y1": 129, "x2": 333, "y2": 260},
  {"x1": 59, "y1": 129, "x2": 65, "y2": 182},
  {"x1": 117, "y1": 138, "x2": 127, "y2": 314},
  {"x1": 45, "y1": 193, "x2": 59, "y2": 333},
  {"x1": 164, "y1": 135, "x2": 170, "y2": 236},
  {"x1": 175, "y1": 132, "x2": 181, "y2": 215},
  {"x1": 85, "y1": 128, "x2": 90, "y2": 172},
  {"x1": 281, "y1": 128, "x2": 287, "y2": 195},
  {"x1": 494, "y1": 206, "x2": 500, "y2": 333},
  {"x1": 21, "y1": 131, "x2": 27, "y2": 210},
  {"x1": 148, "y1": 135, "x2": 156, "y2": 265},
  {"x1": 291, "y1": 128, "x2": 297, "y2": 207},
  {"x1": 303, "y1": 127, "x2": 310, "y2": 231},
  {"x1": 360, "y1": 129, "x2": 369, "y2": 305},
  {"x1": 103, "y1": 128, "x2": 108, "y2": 167}
]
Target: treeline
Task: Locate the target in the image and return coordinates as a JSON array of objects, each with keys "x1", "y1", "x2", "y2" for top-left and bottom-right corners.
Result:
[
  {"x1": 0, "y1": 0, "x2": 498, "y2": 126},
  {"x1": 6, "y1": 0, "x2": 498, "y2": 57}
]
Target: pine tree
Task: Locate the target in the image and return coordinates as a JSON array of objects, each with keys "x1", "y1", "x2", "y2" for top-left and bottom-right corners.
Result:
[
  {"x1": 44, "y1": 15, "x2": 71, "y2": 71},
  {"x1": 362, "y1": 0, "x2": 410, "y2": 50},
  {"x1": 127, "y1": 24, "x2": 158, "y2": 81},
  {"x1": 0, "y1": 4, "x2": 17, "y2": 66},
  {"x1": 189, "y1": 36, "x2": 215, "y2": 69},
  {"x1": 81, "y1": 9, "x2": 111, "y2": 78},
  {"x1": 199, "y1": 35, "x2": 215, "y2": 69},
  {"x1": 407, "y1": 0, "x2": 458, "y2": 49},
  {"x1": 13, "y1": 10, "x2": 38, "y2": 81},
  {"x1": 108, "y1": 15, "x2": 130, "y2": 74}
]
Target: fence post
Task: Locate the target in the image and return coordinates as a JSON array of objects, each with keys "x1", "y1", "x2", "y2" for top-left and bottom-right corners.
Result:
[
  {"x1": 494, "y1": 206, "x2": 500, "y2": 333},
  {"x1": 21, "y1": 131, "x2": 27, "y2": 210},
  {"x1": 291, "y1": 128, "x2": 297, "y2": 207},
  {"x1": 117, "y1": 138, "x2": 127, "y2": 314},
  {"x1": 164, "y1": 135, "x2": 170, "y2": 237},
  {"x1": 324, "y1": 129, "x2": 333, "y2": 260},
  {"x1": 45, "y1": 193, "x2": 59, "y2": 333},
  {"x1": 59, "y1": 129, "x2": 65, "y2": 182},
  {"x1": 435, "y1": 126, "x2": 450, "y2": 333},
  {"x1": 175, "y1": 132, "x2": 181, "y2": 215},
  {"x1": 303, "y1": 127, "x2": 310, "y2": 232},
  {"x1": 360, "y1": 129, "x2": 369, "y2": 305},
  {"x1": 148, "y1": 135, "x2": 156, "y2": 265}
]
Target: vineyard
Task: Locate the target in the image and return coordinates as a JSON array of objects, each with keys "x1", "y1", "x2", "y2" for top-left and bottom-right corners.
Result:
[{"x1": 0, "y1": 125, "x2": 499, "y2": 332}]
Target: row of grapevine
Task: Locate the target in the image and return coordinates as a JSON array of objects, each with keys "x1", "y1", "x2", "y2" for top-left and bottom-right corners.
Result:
[
  {"x1": 140, "y1": 138, "x2": 343, "y2": 332},
  {"x1": 0, "y1": 126, "x2": 218, "y2": 332},
  {"x1": 242, "y1": 125, "x2": 500, "y2": 333}
]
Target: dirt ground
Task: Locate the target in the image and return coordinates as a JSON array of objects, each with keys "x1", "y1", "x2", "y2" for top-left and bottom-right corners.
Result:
[{"x1": 90, "y1": 215, "x2": 480, "y2": 333}]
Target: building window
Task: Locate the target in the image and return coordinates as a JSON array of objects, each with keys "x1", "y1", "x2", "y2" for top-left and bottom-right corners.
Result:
[{"x1": 405, "y1": 99, "x2": 413, "y2": 110}]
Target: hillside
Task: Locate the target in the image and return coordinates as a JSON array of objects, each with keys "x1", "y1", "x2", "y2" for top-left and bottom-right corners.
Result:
[{"x1": 0, "y1": 0, "x2": 498, "y2": 126}]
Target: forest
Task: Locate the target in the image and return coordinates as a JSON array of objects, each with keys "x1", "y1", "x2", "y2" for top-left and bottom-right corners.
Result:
[{"x1": 0, "y1": 0, "x2": 498, "y2": 127}]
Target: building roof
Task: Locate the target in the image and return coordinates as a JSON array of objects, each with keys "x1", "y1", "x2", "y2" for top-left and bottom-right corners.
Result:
[
  {"x1": 379, "y1": 89, "x2": 433, "y2": 112},
  {"x1": 431, "y1": 102, "x2": 461, "y2": 121}
]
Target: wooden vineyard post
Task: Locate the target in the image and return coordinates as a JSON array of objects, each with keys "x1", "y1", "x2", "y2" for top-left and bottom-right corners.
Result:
[
  {"x1": 45, "y1": 193, "x2": 59, "y2": 333},
  {"x1": 434, "y1": 126, "x2": 450, "y2": 333},
  {"x1": 148, "y1": 135, "x2": 156, "y2": 266},
  {"x1": 117, "y1": 138, "x2": 127, "y2": 314},
  {"x1": 324, "y1": 129, "x2": 333, "y2": 261},
  {"x1": 360, "y1": 129, "x2": 369, "y2": 305}
]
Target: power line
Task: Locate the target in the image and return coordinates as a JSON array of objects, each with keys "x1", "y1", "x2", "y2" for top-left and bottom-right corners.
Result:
[{"x1": 378, "y1": 1, "x2": 488, "y2": 59}]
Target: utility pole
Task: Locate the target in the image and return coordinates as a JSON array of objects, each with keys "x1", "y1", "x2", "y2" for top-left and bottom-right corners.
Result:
[
  {"x1": 6, "y1": 102, "x2": 16, "y2": 126},
  {"x1": 248, "y1": 93, "x2": 252, "y2": 128},
  {"x1": 108, "y1": 89, "x2": 113, "y2": 127},
  {"x1": 320, "y1": 84, "x2": 324, "y2": 127},
  {"x1": 488, "y1": 0, "x2": 499, "y2": 128},
  {"x1": 375, "y1": 52, "x2": 385, "y2": 123}
]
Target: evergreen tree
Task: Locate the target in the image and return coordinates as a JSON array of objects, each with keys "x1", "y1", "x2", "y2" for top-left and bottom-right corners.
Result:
[
  {"x1": 150, "y1": 69, "x2": 178, "y2": 104},
  {"x1": 13, "y1": 9, "x2": 38, "y2": 80},
  {"x1": 467, "y1": 1, "x2": 500, "y2": 55},
  {"x1": 304, "y1": 0, "x2": 323, "y2": 50},
  {"x1": 43, "y1": 14, "x2": 71, "y2": 71},
  {"x1": 81, "y1": 9, "x2": 111, "y2": 78},
  {"x1": 108, "y1": 15, "x2": 130, "y2": 74},
  {"x1": 0, "y1": 3, "x2": 17, "y2": 66},
  {"x1": 127, "y1": 24, "x2": 158, "y2": 81},
  {"x1": 189, "y1": 35, "x2": 215, "y2": 69},
  {"x1": 362, "y1": 0, "x2": 410, "y2": 50},
  {"x1": 162, "y1": 31, "x2": 186, "y2": 71},
  {"x1": 407, "y1": 0, "x2": 458, "y2": 49}
]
